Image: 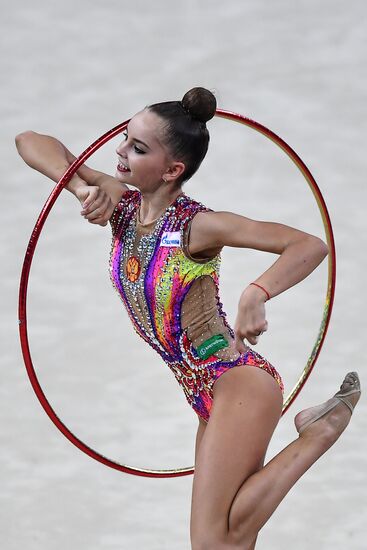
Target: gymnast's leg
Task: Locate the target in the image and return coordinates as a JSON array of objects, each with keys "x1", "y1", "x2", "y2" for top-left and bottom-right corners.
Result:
[
  {"x1": 190, "y1": 366, "x2": 359, "y2": 550},
  {"x1": 193, "y1": 416, "x2": 263, "y2": 550}
]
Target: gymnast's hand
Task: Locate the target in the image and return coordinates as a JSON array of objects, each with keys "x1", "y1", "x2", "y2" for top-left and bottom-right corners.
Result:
[
  {"x1": 234, "y1": 285, "x2": 268, "y2": 351},
  {"x1": 77, "y1": 185, "x2": 114, "y2": 227}
]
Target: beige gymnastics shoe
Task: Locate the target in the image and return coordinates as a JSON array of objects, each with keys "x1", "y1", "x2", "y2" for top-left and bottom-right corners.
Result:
[{"x1": 295, "y1": 372, "x2": 361, "y2": 435}]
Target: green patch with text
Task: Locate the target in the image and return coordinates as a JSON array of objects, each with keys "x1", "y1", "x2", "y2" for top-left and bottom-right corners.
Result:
[{"x1": 196, "y1": 334, "x2": 229, "y2": 359}]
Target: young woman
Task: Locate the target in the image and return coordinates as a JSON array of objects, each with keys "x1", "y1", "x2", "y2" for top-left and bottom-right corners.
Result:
[{"x1": 16, "y1": 87, "x2": 360, "y2": 550}]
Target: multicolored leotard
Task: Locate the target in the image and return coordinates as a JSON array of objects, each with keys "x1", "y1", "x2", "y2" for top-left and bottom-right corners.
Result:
[{"x1": 109, "y1": 190, "x2": 283, "y2": 423}]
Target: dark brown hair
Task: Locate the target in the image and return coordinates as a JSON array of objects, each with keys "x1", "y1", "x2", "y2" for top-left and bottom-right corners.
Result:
[{"x1": 147, "y1": 87, "x2": 216, "y2": 184}]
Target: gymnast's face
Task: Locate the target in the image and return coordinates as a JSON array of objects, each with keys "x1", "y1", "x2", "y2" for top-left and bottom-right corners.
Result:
[{"x1": 115, "y1": 110, "x2": 185, "y2": 191}]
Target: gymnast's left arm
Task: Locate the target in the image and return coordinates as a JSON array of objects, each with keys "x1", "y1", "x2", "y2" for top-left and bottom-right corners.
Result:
[{"x1": 189, "y1": 211, "x2": 329, "y2": 349}]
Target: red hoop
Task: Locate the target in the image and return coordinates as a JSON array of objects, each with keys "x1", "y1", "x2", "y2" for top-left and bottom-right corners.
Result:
[{"x1": 18, "y1": 109, "x2": 336, "y2": 477}]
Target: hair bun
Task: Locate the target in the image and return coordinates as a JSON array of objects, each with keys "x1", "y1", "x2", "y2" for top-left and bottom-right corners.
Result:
[{"x1": 181, "y1": 87, "x2": 216, "y2": 123}]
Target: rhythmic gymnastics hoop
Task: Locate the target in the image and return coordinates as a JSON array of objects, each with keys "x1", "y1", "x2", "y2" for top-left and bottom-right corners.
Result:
[{"x1": 18, "y1": 109, "x2": 336, "y2": 478}]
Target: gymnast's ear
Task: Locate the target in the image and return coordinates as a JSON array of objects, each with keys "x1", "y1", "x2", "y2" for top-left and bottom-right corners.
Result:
[{"x1": 163, "y1": 161, "x2": 186, "y2": 184}]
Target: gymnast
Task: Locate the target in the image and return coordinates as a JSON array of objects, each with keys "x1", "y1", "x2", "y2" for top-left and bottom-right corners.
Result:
[{"x1": 15, "y1": 87, "x2": 360, "y2": 549}]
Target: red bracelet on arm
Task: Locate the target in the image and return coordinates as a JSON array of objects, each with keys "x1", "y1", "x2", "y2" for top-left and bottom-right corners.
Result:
[{"x1": 249, "y1": 282, "x2": 271, "y2": 301}]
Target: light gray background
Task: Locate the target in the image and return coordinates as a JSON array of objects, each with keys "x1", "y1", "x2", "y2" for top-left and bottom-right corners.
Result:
[{"x1": 1, "y1": 1, "x2": 366, "y2": 548}]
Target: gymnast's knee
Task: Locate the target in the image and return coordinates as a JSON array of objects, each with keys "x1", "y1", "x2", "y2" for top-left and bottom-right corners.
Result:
[
  {"x1": 191, "y1": 535, "x2": 227, "y2": 550},
  {"x1": 228, "y1": 505, "x2": 266, "y2": 550},
  {"x1": 191, "y1": 523, "x2": 254, "y2": 550},
  {"x1": 191, "y1": 522, "x2": 227, "y2": 550}
]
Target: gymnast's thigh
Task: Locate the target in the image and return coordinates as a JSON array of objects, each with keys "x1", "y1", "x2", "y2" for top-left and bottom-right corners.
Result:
[
  {"x1": 194, "y1": 417, "x2": 207, "y2": 467},
  {"x1": 190, "y1": 365, "x2": 282, "y2": 538}
]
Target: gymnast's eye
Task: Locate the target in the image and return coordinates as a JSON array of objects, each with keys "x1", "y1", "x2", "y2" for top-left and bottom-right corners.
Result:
[
  {"x1": 133, "y1": 145, "x2": 145, "y2": 154},
  {"x1": 122, "y1": 130, "x2": 145, "y2": 154}
]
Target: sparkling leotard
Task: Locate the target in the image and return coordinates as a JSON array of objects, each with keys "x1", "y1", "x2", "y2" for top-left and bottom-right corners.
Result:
[{"x1": 109, "y1": 190, "x2": 283, "y2": 423}]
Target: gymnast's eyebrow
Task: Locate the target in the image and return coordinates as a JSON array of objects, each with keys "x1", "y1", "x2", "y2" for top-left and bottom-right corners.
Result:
[
  {"x1": 126, "y1": 123, "x2": 151, "y2": 150},
  {"x1": 133, "y1": 137, "x2": 151, "y2": 150}
]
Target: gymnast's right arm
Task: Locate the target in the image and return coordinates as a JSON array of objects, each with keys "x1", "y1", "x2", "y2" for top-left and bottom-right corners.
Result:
[{"x1": 15, "y1": 131, "x2": 127, "y2": 226}]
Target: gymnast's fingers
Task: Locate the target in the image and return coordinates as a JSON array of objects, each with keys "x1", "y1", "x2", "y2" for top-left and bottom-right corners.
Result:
[
  {"x1": 88, "y1": 216, "x2": 108, "y2": 227},
  {"x1": 81, "y1": 186, "x2": 100, "y2": 211},
  {"x1": 81, "y1": 186, "x2": 110, "y2": 215},
  {"x1": 246, "y1": 333, "x2": 260, "y2": 346},
  {"x1": 87, "y1": 201, "x2": 114, "y2": 226},
  {"x1": 234, "y1": 333, "x2": 248, "y2": 354},
  {"x1": 84, "y1": 194, "x2": 111, "y2": 220},
  {"x1": 245, "y1": 323, "x2": 268, "y2": 345}
]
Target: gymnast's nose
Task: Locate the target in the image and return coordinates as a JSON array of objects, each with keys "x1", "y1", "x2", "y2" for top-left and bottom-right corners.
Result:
[{"x1": 116, "y1": 140, "x2": 127, "y2": 156}]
